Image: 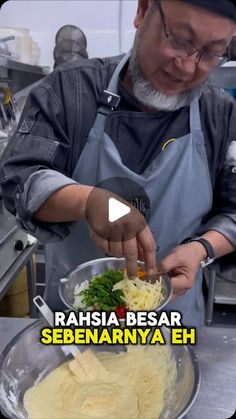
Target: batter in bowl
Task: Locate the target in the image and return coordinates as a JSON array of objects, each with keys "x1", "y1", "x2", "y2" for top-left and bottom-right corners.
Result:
[{"x1": 24, "y1": 345, "x2": 176, "y2": 419}]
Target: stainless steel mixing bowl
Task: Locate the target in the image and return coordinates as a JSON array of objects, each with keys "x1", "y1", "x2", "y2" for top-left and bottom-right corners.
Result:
[
  {"x1": 58, "y1": 257, "x2": 173, "y2": 313},
  {"x1": 0, "y1": 320, "x2": 200, "y2": 419}
]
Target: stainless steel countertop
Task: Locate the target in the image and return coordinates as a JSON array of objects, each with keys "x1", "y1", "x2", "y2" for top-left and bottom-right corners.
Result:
[{"x1": 0, "y1": 318, "x2": 235, "y2": 419}]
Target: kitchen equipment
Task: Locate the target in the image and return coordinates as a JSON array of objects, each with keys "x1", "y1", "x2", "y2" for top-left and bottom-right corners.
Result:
[
  {"x1": 53, "y1": 24, "x2": 88, "y2": 68},
  {"x1": 33, "y1": 295, "x2": 107, "y2": 380},
  {"x1": 0, "y1": 48, "x2": 48, "y2": 282},
  {"x1": 0, "y1": 202, "x2": 28, "y2": 279},
  {"x1": 0, "y1": 86, "x2": 17, "y2": 133},
  {"x1": 55, "y1": 24, "x2": 87, "y2": 47},
  {"x1": 0, "y1": 319, "x2": 200, "y2": 419},
  {"x1": 30, "y1": 41, "x2": 40, "y2": 66},
  {"x1": 54, "y1": 52, "x2": 86, "y2": 68},
  {"x1": 33, "y1": 295, "x2": 79, "y2": 357},
  {"x1": 0, "y1": 28, "x2": 32, "y2": 64},
  {"x1": 59, "y1": 257, "x2": 172, "y2": 313},
  {"x1": 0, "y1": 36, "x2": 14, "y2": 56},
  {"x1": 53, "y1": 39, "x2": 88, "y2": 61}
]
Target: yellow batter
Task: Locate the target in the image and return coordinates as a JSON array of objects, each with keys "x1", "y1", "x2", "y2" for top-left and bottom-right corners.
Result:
[{"x1": 24, "y1": 345, "x2": 176, "y2": 419}]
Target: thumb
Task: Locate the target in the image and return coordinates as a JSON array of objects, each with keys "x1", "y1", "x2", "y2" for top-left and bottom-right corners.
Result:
[{"x1": 157, "y1": 253, "x2": 178, "y2": 274}]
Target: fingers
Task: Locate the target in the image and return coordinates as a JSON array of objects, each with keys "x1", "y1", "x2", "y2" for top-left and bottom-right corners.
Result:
[
  {"x1": 158, "y1": 248, "x2": 197, "y2": 297},
  {"x1": 123, "y1": 238, "x2": 138, "y2": 277},
  {"x1": 169, "y1": 274, "x2": 191, "y2": 298},
  {"x1": 137, "y1": 242, "x2": 144, "y2": 262},
  {"x1": 90, "y1": 228, "x2": 138, "y2": 273},
  {"x1": 109, "y1": 241, "x2": 123, "y2": 258},
  {"x1": 171, "y1": 274, "x2": 191, "y2": 297},
  {"x1": 91, "y1": 223, "x2": 157, "y2": 279},
  {"x1": 171, "y1": 274, "x2": 190, "y2": 291},
  {"x1": 157, "y1": 252, "x2": 179, "y2": 275},
  {"x1": 138, "y1": 226, "x2": 157, "y2": 275}
]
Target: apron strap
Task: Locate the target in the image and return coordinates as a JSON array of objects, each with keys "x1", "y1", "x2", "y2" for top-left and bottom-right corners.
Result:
[
  {"x1": 107, "y1": 51, "x2": 131, "y2": 93},
  {"x1": 93, "y1": 51, "x2": 131, "y2": 132},
  {"x1": 92, "y1": 112, "x2": 108, "y2": 134},
  {"x1": 190, "y1": 96, "x2": 201, "y2": 132}
]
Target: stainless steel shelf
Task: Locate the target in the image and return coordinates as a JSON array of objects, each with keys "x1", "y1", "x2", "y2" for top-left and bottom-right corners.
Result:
[
  {"x1": 205, "y1": 266, "x2": 236, "y2": 326},
  {"x1": 0, "y1": 54, "x2": 50, "y2": 93},
  {"x1": 0, "y1": 55, "x2": 49, "y2": 74},
  {"x1": 214, "y1": 275, "x2": 236, "y2": 305},
  {"x1": 0, "y1": 240, "x2": 38, "y2": 317}
]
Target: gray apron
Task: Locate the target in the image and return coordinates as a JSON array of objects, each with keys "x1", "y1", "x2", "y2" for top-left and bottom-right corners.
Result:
[{"x1": 45, "y1": 54, "x2": 212, "y2": 326}]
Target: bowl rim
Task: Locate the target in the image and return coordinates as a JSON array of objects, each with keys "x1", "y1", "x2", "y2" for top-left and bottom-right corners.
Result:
[
  {"x1": 0, "y1": 319, "x2": 200, "y2": 419},
  {"x1": 58, "y1": 257, "x2": 173, "y2": 312},
  {"x1": 0, "y1": 319, "x2": 39, "y2": 419},
  {"x1": 0, "y1": 319, "x2": 39, "y2": 372}
]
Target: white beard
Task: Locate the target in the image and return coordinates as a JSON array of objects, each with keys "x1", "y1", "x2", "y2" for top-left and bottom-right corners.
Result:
[{"x1": 128, "y1": 48, "x2": 205, "y2": 111}]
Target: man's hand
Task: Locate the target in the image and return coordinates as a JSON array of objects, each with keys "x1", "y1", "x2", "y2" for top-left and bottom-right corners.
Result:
[
  {"x1": 86, "y1": 187, "x2": 157, "y2": 278},
  {"x1": 35, "y1": 183, "x2": 157, "y2": 276},
  {"x1": 157, "y1": 242, "x2": 207, "y2": 298}
]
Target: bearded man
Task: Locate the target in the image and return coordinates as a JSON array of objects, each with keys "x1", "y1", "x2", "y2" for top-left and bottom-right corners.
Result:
[{"x1": 1, "y1": 0, "x2": 236, "y2": 326}]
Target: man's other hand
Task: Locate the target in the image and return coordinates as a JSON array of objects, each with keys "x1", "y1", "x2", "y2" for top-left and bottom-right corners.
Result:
[{"x1": 157, "y1": 242, "x2": 207, "y2": 298}]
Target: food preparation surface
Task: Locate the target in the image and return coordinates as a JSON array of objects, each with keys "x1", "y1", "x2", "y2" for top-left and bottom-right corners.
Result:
[{"x1": 0, "y1": 317, "x2": 235, "y2": 419}]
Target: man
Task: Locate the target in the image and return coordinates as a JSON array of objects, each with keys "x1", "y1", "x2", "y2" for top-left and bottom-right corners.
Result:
[{"x1": 1, "y1": 0, "x2": 236, "y2": 325}]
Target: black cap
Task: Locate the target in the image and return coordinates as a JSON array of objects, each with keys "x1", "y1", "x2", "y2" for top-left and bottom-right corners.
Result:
[{"x1": 182, "y1": 0, "x2": 236, "y2": 22}]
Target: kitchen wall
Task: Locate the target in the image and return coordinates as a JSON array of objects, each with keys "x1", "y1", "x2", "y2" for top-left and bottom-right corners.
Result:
[{"x1": 0, "y1": 0, "x2": 137, "y2": 70}]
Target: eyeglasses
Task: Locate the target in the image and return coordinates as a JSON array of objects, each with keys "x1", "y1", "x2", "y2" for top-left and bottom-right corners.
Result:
[{"x1": 158, "y1": 2, "x2": 228, "y2": 67}]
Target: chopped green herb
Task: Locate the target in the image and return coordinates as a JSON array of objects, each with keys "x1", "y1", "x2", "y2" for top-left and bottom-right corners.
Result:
[{"x1": 80, "y1": 270, "x2": 125, "y2": 311}]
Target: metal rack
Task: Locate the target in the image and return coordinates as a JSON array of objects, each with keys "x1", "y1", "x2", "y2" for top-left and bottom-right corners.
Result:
[
  {"x1": 0, "y1": 57, "x2": 49, "y2": 317},
  {"x1": 203, "y1": 61, "x2": 236, "y2": 325},
  {"x1": 0, "y1": 54, "x2": 49, "y2": 93},
  {"x1": 205, "y1": 266, "x2": 236, "y2": 325},
  {"x1": 211, "y1": 61, "x2": 236, "y2": 88},
  {"x1": 0, "y1": 241, "x2": 38, "y2": 318}
]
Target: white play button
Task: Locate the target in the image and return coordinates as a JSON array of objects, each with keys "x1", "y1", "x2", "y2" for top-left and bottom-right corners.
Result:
[
  {"x1": 85, "y1": 177, "x2": 149, "y2": 241},
  {"x1": 108, "y1": 197, "x2": 131, "y2": 222}
]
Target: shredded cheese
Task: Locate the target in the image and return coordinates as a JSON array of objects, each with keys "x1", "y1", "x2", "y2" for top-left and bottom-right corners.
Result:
[{"x1": 113, "y1": 275, "x2": 165, "y2": 311}]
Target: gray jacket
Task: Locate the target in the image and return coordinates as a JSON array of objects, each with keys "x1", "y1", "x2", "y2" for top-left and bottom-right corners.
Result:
[{"x1": 0, "y1": 55, "x2": 236, "y2": 266}]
